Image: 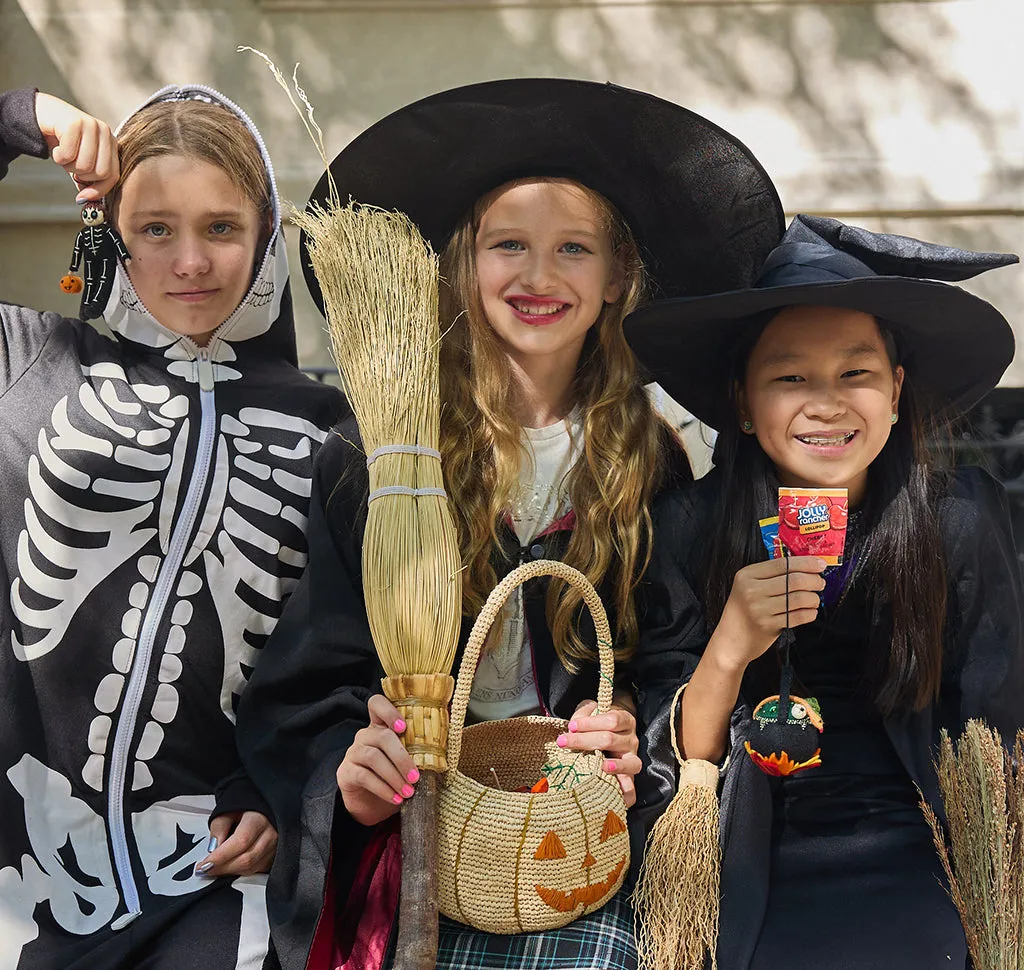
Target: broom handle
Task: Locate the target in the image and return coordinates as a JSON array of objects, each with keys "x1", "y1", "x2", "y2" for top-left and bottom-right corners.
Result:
[
  {"x1": 448, "y1": 559, "x2": 615, "y2": 773},
  {"x1": 394, "y1": 772, "x2": 439, "y2": 970},
  {"x1": 382, "y1": 673, "x2": 453, "y2": 970}
]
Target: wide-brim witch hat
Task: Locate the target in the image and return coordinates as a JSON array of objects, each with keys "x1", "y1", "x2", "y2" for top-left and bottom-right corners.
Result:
[
  {"x1": 625, "y1": 213, "x2": 1018, "y2": 430},
  {"x1": 301, "y1": 78, "x2": 785, "y2": 315}
]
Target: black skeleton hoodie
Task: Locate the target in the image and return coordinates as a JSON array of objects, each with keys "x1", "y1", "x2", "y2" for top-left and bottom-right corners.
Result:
[{"x1": 0, "y1": 85, "x2": 343, "y2": 969}]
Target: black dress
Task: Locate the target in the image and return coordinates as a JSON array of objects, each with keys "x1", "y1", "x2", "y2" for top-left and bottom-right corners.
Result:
[
  {"x1": 749, "y1": 572, "x2": 965, "y2": 967},
  {"x1": 634, "y1": 465, "x2": 1024, "y2": 970}
]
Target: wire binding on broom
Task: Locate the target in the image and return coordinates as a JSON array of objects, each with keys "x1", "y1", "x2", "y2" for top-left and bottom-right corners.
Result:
[
  {"x1": 368, "y1": 486, "x2": 448, "y2": 503},
  {"x1": 367, "y1": 444, "x2": 443, "y2": 466}
]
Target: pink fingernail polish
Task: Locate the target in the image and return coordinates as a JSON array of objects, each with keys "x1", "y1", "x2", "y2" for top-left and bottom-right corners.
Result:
[
  {"x1": 568, "y1": 720, "x2": 578, "y2": 732},
  {"x1": 402, "y1": 784, "x2": 415, "y2": 798},
  {"x1": 604, "y1": 759, "x2": 616, "y2": 772},
  {"x1": 393, "y1": 718, "x2": 406, "y2": 733},
  {"x1": 407, "y1": 769, "x2": 420, "y2": 783},
  {"x1": 391, "y1": 793, "x2": 404, "y2": 805},
  {"x1": 556, "y1": 735, "x2": 567, "y2": 748}
]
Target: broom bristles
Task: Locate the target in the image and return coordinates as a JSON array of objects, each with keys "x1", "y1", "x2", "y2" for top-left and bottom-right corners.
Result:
[
  {"x1": 293, "y1": 202, "x2": 461, "y2": 683},
  {"x1": 922, "y1": 720, "x2": 1024, "y2": 970},
  {"x1": 634, "y1": 759, "x2": 720, "y2": 970}
]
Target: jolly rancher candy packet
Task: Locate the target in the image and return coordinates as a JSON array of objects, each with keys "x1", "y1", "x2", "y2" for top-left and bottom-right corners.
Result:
[{"x1": 776, "y1": 487, "x2": 849, "y2": 565}]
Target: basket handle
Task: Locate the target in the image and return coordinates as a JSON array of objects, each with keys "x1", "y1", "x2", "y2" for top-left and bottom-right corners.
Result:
[{"x1": 447, "y1": 559, "x2": 615, "y2": 774}]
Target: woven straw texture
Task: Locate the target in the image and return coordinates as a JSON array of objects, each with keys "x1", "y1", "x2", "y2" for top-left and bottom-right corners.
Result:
[{"x1": 437, "y1": 560, "x2": 629, "y2": 934}]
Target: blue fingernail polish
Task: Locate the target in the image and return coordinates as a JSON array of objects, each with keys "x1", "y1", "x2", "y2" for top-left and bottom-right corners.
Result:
[
  {"x1": 195, "y1": 862, "x2": 213, "y2": 875},
  {"x1": 207, "y1": 836, "x2": 218, "y2": 853}
]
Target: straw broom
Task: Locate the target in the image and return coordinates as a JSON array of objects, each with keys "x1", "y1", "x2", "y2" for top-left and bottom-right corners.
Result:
[
  {"x1": 921, "y1": 720, "x2": 1023, "y2": 970},
  {"x1": 243, "y1": 50, "x2": 462, "y2": 966},
  {"x1": 293, "y1": 201, "x2": 462, "y2": 970},
  {"x1": 633, "y1": 686, "x2": 721, "y2": 970}
]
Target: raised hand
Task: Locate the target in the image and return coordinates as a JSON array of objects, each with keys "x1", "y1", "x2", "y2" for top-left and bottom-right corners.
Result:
[
  {"x1": 33, "y1": 93, "x2": 118, "y2": 202},
  {"x1": 712, "y1": 555, "x2": 827, "y2": 671}
]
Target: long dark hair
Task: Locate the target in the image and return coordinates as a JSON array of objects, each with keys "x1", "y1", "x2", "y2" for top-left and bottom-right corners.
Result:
[{"x1": 704, "y1": 317, "x2": 949, "y2": 716}]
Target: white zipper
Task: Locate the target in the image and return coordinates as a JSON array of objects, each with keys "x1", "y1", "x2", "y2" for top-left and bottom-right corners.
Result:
[{"x1": 107, "y1": 347, "x2": 218, "y2": 929}]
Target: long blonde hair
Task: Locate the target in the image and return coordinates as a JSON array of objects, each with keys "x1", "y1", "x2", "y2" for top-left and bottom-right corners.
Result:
[{"x1": 439, "y1": 178, "x2": 684, "y2": 668}]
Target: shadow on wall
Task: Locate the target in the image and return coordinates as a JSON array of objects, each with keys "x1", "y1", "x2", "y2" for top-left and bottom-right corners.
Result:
[{"x1": 5, "y1": 0, "x2": 1021, "y2": 371}]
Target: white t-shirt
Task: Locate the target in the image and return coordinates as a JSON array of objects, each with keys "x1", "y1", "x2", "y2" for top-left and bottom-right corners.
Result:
[{"x1": 467, "y1": 412, "x2": 583, "y2": 723}]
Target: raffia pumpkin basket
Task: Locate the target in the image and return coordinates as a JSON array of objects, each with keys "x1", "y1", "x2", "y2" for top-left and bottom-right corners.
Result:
[{"x1": 436, "y1": 559, "x2": 629, "y2": 934}]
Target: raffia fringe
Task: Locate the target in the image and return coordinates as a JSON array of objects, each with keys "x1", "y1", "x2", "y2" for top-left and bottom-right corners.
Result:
[{"x1": 634, "y1": 759, "x2": 720, "y2": 970}]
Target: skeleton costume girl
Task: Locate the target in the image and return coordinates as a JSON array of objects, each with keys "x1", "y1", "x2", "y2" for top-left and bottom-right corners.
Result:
[{"x1": 0, "y1": 86, "x2": 343, "y2": 968}]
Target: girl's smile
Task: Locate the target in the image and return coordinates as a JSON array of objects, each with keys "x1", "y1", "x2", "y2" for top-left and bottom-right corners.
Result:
[
  {"x1": 740, "y1": 306, "x2": 904, "y2": 505},
  {"x1": 794, "y1": 429, "x2": 859, "y2": 454},
  {"x1": 506, "y1": 294, "x2": 571, "y2": 325}
]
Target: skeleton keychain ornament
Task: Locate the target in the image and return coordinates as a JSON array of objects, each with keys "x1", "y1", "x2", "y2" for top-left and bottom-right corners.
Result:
[
  {"x1": 745, "y1": 557, "x2": 825, "y2": 776},
  {"x1": 61, "y1": 202, "x2": 130, "y2": 320}
]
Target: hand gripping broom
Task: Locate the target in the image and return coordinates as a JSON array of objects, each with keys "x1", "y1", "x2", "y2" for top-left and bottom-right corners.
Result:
[{"x1": 294, "y1": 201, "x2": 462, "y2": 970}]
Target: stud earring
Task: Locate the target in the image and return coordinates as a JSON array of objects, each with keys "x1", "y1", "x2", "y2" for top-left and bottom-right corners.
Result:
[
  {"x1": 890, "y1": 413, "x2": 898, "y2": 424},
  {"x1": 742, "y1": 420, "x2": 753, "y2": 433}
]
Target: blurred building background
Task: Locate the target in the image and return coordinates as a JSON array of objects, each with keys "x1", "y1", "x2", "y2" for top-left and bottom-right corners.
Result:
[
  {"x1": 1, "y1": 0, "x2": 1021, "y2": 375},
  {"x1": 5, "y1": 0, "x2": 1024, "y2": 541}
]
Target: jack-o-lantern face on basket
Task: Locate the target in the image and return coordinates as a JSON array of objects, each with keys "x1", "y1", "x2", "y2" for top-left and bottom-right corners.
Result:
[
  {"x1": 532, "y1": 809, "x2": 628, "y2": 913},
  {"x1": 437, "y1": 752, "x2": 630, "y2": 934},
  {"x1": 59, "y1": 274, "x2": 83, "y2": 294}
]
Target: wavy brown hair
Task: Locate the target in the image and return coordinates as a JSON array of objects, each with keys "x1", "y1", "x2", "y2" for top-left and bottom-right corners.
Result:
[{"x1": 439, "y1": 178, "x2": 686, "y2": 669}]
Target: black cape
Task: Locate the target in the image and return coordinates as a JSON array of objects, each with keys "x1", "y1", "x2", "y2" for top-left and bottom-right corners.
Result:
[{"x1": 236, "y1": 417, "x2": 689, "y2": 970}]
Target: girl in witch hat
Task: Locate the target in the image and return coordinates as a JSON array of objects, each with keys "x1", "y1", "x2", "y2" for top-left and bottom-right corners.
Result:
[
  {"x1": 627, "y1": 213, "x2": 1024, "y2": 969},
  {"x1": 235, "y1": 78, "x2": 784, "y2": 970}
]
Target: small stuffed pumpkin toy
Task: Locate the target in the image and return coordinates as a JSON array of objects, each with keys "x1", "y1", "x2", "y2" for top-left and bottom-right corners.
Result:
[
  {"x1": 59, "y1": 274, "x2": 83, "y2": 294},
  {"x1": 745, "y1": 691, "x2": 823, "y2": 776},
  {"x1": 744, "y1": 638, "x2": 824, "y2": 776}
]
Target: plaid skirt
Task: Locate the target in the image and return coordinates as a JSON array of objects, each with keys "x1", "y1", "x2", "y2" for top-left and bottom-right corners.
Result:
[{"x1": 383, "y1": 889, "x2": 637, "y2": 970}]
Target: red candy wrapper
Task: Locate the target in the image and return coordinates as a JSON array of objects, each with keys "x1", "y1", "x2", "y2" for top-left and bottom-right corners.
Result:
[{"x1": 777, "y1": 487, "x2": 848, "y2": 565}]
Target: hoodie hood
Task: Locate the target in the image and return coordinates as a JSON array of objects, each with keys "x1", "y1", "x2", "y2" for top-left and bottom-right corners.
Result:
[{"x1": 102, "y1": 83, "x2": 297, "y2": 379}]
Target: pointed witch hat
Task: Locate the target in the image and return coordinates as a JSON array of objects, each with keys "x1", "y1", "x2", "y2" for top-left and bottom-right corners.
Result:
[
  {"x1": 300, "y1": 77, "x2": 786, "y2": 316},
  {"x1": 624, "y1": 213, "x2": 1018, "y2": 429}
]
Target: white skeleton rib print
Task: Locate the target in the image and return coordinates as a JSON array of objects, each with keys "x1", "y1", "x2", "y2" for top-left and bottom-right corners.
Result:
[
  {"x1": 0, "y1": 754, "x2": 267, "y2": 961},
  {"x1": 6, "y1": 361, "x2": 325, "y2": 940},
  {"x1": 12, "y1": 363, "x2": 326, "y2": 792}
]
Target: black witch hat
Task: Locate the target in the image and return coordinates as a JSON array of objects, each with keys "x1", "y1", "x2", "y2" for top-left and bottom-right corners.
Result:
[
  {"x1": 624, "y1": 214, "x2": 1018, "y2": 429},
  {"x1": 301, "y1": 78, "x2": 785, "y2": 316}
]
